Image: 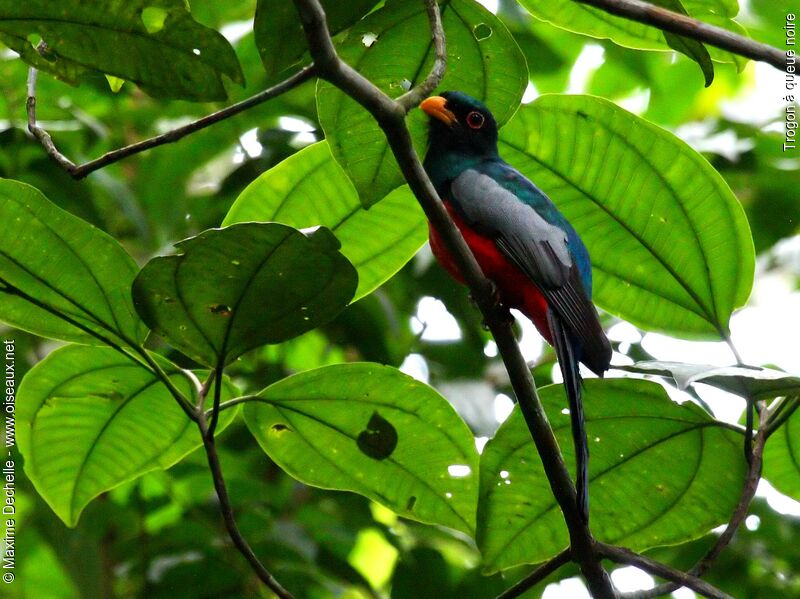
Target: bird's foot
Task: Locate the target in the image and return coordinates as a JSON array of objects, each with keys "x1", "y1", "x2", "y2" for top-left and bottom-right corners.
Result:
[{"x1": 470, "y1": 282, "x2": 514, "y2": 330}]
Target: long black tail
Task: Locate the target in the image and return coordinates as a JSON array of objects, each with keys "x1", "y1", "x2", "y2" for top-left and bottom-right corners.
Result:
[{"x1": 547, "y1": 308, "x2": 589, "y2": 523}]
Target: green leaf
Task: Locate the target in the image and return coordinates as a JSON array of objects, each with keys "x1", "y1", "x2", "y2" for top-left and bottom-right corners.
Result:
[
  {"x1": 254, "y1": 0, "x2": 376, "y2": 78},
  {"x1": 498, "y1": 95, "x2": 754, "y2": 338},
  {"x1": 0, "y1": 0, "x2": 244, "y2": 100},
  {"x1": 243, "y1": 363, "x2": 479, "y2": 535},
  {"x1": 318, "y1": 0, "x2": 528, "y2": 206},
  {"x1": 223, "y1": 141, "x2": 427, "y2": 300},
  {"x1": 764, "y1": 406, "x2": 800, "y2": 502},
  {"x1": 623, "y1": 361, "x2": 800, "y2": 400},
  {"x1": 516, "y1": 0, "x2": 748, "y2": 70},
  {"x1": 0, "y1": 179, "x2": 146, "y2": 347},
  {"x1": 478, "y1": 378, "x2": 745, "y2": 571},
  {"x1": 658, "y1": 0, "x2": 714, "y2": 86},
  {"x1": 17, "y1": 345, "x2": 238, "y2": 527},
  {"x1": 132, "y1": 222, "x2": 358, "y2": 367}
]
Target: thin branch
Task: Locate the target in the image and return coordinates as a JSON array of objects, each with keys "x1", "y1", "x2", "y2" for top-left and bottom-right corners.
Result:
[
  {"x1": 597, "y1": 543, "x2": 733, "y2": 599},
  {"x1": 206, "y1": 363, "x2": 225, "y2": 439},
  {"x1": 572, "y1": 0, "x2": 788, "y2": 71},
  {"x1": 291, "y1": 0, "x2": 616, "y2": 596},
  {"x1": 496, "y1": 549, "x2": 571, "y2": 599},
  {"x1": 625, "y1": 403, "x2": 769, "y2": 599},
  {"x1": 396, "y1": 0, "x2": 447, "y2": 110},
  {"x1": 197, "y1": 411, "x2": 295, "y2": 599},
  {"x1": 765, "y1": 395, "x2": 800, "y2": 438},
  {"x1": 27, "y1": 64, "x2": 316, "y2": 179}
]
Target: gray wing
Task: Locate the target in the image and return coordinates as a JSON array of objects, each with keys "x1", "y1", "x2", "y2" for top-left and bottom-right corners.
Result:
[{"x1": 450, "y1": 169, "x2": 611, "y2": 374}]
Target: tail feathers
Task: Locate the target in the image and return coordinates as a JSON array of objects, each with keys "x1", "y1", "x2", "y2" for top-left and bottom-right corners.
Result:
[{"x1": 547, "y1": 307, "x2": 589, "y2": 523}]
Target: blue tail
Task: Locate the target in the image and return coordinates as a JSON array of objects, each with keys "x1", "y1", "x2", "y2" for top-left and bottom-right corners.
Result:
[{"x1": 547, "y1": 308, "x2": 589, "y2": 523}]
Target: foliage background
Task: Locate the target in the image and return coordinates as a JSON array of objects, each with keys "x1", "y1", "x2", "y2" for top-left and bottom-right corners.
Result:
[{"x1": 0, "y1": 0, "x2": 799, "y2": 597}]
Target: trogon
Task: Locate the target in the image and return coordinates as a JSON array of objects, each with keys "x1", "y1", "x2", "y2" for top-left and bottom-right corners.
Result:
[{"x1": 420, "y1": 91, "x2": 612, "y2": 521}]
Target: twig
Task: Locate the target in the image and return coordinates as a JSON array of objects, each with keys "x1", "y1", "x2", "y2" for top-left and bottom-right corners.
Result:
[
  {"x1": 197, "y1": 411, "x2": 295, "y2": 599},
  {"x1": 26, "y1": 64, "x2": 316, "y2": 179},
  {"x1": 765, "y1": 396, "x2": 800, "y2": 438},
  {"x1": 496, "y1": 549, "x2": 571, "y2": 599},
  {"x1": 625, "y1": 403, "x2": 769, "y2": 598},
  {"x1": 572, "y1": 0, "x2": 788, "y2": 71},
  {"x1": 291, "y1": 0, "x2": 616, "y2": 596},
  {"x1": 396, "y1": 0, "x2": 447, "y2": 110},
  {"x1": 597, "y1": 543, "x2": 733, "y2": 599}
]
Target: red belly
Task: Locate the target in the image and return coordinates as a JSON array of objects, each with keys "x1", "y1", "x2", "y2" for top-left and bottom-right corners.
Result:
[{"x1": 429, "y1": 202, "x2": 553, "y2": 343}]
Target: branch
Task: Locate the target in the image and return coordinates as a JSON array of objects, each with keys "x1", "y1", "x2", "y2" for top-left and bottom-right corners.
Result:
[
  {"x1": 573, "y1": 0, "x2": 788, "y2": 71},
  {"x1": 291, "y1": 1, "x2": 616, "y2": 596},
  {"x1": 596, "y1": 543, "x2": 733, "y2": 599},
  {"x1": 624, "y1": 402, "x2": 769, "y2": 599},
  {"x1": 765, "y1": 395, "x2": 800, "y2": 438},
  {"x1": 26, "y1": 64, "x2": 316, "y2": 179},
  {"x1": 396, "y1": 0, "x2": 447, "y2": 111},
  {"x1": 496, "y1": 549, "x2": 571, "y2": 599},
  {"x1": 197, "y1": 410, "x2": 295, "y2": 599}
]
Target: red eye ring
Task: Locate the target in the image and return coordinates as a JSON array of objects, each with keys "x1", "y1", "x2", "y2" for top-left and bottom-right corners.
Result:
[{"x1": 466, "y1": 111, "x2": 485, "y2": 129}]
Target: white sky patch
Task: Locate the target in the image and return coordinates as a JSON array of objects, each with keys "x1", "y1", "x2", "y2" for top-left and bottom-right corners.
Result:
[
  {"x1": 522, "y1": 81, "x2": 539, "y2": 104},
  {"x1": 611, "y1": 566, "x2": 655, "y2": 592},
  {"x1": 721, "y1": 61, "x2": 784, "y2": 125},
  {"x1": 484, "y1": 340, "x2": 498, "y2": 357},
  {"x1": 239, "y1": 128, "x2": 263, "y2": 158},
  {"x1": 567, "y1": 44, "x2": 605, "y2": 94},
  {"x1": 673, "y1": 120, "x2": 755, "y2": 162},
  {"x1": 411, "y1": 296, "x2": 462, "y2": 341},
  {"x1": 220, "y1": 20, "x2": 253, "y2": 45},
  {"x1": 475, "y1": 436, "x2": 489, "y2": 453},
  {"x1": 615, "y1": 88, "x2": 651, "y2": 115},
  {"x1": 475, "y1": 0, "x2": 499, "y2": 13},
  {"x1": 745, "y1": 514, "x2": 761, "y2": 531},
  {"x1": 671, "y1": 587, "x2": 697, "y2": 599},
  {"x1": 511, "y1": 309, "x2": 545, "y2": 363},
  {"x1": 757, "y1": 479, "x2": 800, "y2": 517},
  {"x1": 399, "y1": 353, "x2": 429, "y2": 383},
  {"x1": 279, "y1": 116, "x2": 316, "y2": 132},
  {"x1": 543, "y1": 577, "x2": 590, "y2": 599},
  {"x1": 494, "y1": 393, "x2": 515, "y2": 423}
]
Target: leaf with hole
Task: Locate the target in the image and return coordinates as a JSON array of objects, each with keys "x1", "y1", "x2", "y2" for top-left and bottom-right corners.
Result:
[
  {"x1": 498, "y1": 95, "x2": 754, "y2": 338},
  {"x1": 16, "y1": 345, "x2": 238, "y2": 527},
  {"x1": 243, "y1": 363, "x2": 479, "y2": 535},
  {"x1": 478, "y1": 378, "x2": 745, "y2": 571},
  {"x1": 516, "y1": 0, "x2": 748, "y2": 71},
  {"x1": 764, "y1": 406, "x2": 800, "y2": 502},
  {"x1": 224, "y1": 141, "x2": 427, "y2": 300},
  {"x1": 133, "y1": 222, "x2": 358, "y2": 367},
  {"x1": 623, "y1": 361, "x2": 800, "y2": 400},
  {"x1": 254, "y1": 0, "x2": 377, "y2": 79},
  {"x1": 317, "y1": 0, "x2": 528, "y2": 206},
  {"x1": 0, "y1": 179, "x2": 146, "y2": 347},
  {"x1": 0, "y1": 0, "x2": 243, "y2": 100}
]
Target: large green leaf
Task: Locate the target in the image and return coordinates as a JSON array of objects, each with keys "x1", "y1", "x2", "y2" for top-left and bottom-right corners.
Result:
[
  {"x1": 17, "y1": 345, "x2": 238, "y2": 527},
  {"x1": 133, "y1": 223, "x2": 357, "y2": 368},
  {"x1": 254, "y1": 0, "x2": 377, "y2": 78},
  {"x1": 624, "y1": 361, "x2": 800, "y2": 400},
  {"x1": 317, "y1": 0, "x2": 528, "y2": 206},
  {"x1": 0, "y1": 0, "x2": 243, "y2": 100},
  {"x1": 498, "y1": 95, "x2": 754, "y2": 338},
  {"x1": 516, "y1": 0, "x2": 748, "y2": 70},
  {"x1": 478, "y1": 378, "x2": 745, "y2": 571},
  {"x1": 243, "y1": 363, "x2": 479, "y2": 535},
  {"x1": 223, "y1": 141, "x2": 427, "y2": 300},
  {"x1": 0, "y1": 179, "x2": 146, "y2": 347},
  {"x1": 764, "y1": 407, "x2": 800, "y2": 502}
]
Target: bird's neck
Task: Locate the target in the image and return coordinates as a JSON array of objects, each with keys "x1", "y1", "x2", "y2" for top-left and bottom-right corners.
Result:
[{"x1": 423, "y1": 147, "x2": 498, "y2": 195}]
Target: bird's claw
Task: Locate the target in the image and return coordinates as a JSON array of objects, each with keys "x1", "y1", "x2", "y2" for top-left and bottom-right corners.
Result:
[{"x1": 471, "y1": 282, "x2": 514, "y2": 329}]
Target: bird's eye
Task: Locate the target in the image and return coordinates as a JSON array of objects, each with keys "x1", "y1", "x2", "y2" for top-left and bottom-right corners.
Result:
[{"x1": 466, "y1": 111, "x2": 485, "y2": 129}]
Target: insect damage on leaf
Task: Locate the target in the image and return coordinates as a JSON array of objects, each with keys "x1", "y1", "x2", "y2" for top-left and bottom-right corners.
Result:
[{"x1": 356, "y1": 411, "x2": 398, "y2": 460}]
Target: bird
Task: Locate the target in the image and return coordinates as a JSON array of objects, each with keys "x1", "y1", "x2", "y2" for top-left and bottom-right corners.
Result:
[{"x1": 420, "y1": 91, "x2": 612, "y2": 522}]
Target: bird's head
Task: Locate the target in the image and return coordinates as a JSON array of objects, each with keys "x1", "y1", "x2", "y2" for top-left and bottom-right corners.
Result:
[{"x1": 420, "y1": 91, "x2": 498, "y2": 158}]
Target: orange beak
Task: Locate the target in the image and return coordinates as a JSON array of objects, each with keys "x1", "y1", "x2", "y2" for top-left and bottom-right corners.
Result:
[{"x1": 420, "y1": 96, "x2": 457, "y2": 125}]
